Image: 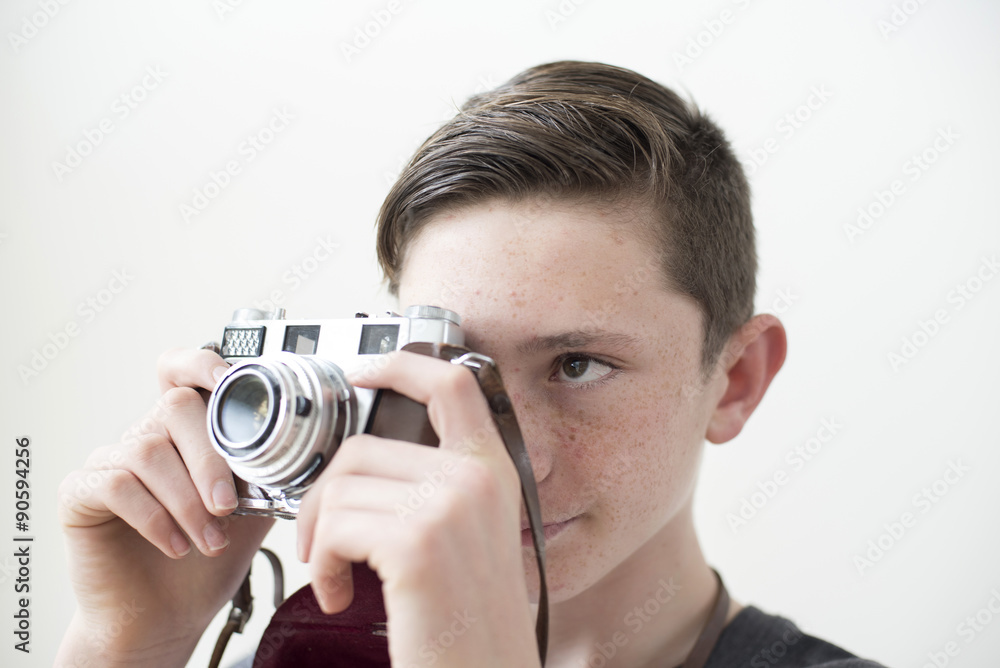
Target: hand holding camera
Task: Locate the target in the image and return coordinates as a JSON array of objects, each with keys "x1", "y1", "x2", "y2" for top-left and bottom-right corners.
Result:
[
  {"x1": 57, "y1": 306, "x2": 546, "y2": 667},
  {"x1": 55, "y1": 346, "x2": 275, "y2": 667}
]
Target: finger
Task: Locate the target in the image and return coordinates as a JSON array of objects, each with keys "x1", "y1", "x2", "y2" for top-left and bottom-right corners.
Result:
[
  {"x1": 121, "y1": 433, "x2": 231, "y2": 556},
  {"x1": 311, "y1": 557, "x2": 355, "y2": 615},
  {"x1": 157, "y1": 386, "x2": 239, "y2": 515},
  {"x1": 157, "y1": 347, "x2": 230, "y2": 394},
  {"x1": 296, "y1": 460, "x2": 425, "y2": 562},
  {"x1": 58, "y1": 468, "x2": 193, "y2": 559},
  {"x1": 308, "y1": 510, "x2": 397, "y2": 614},
  {"x1": 348, "y1": 352, "x2": 502, "y2": 453},
  {"x1": 328, "y1": 434, "x2": 438, "y2": 481}
]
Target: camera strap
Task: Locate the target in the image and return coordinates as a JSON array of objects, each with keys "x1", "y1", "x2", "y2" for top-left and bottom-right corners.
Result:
[
  {"x1": 208, "y1": 342, "x2": 733, "y2": 668},
  {"x1": 435, "y1": 343, "x2": 551, "y2": 665},
  {"x1": 209, "y1": 342, "x2": 549, "y2": 667}
]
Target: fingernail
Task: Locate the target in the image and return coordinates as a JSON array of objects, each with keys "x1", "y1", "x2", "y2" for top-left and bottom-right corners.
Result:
[
  {"x1": 203, "y1": 519, "x2": 230, "y2": 551},
  {"x1": 170, "y1": 531, "x2": 191, "y2": 557},
  {"x1": 312, "y1": 582, "x2": 331, "y2": 613},
  {"x1": 212, "y1": 479, "x2": 238, "y2": 511},
  {"x1": 212, "y1": 365, "x2": 229, "y2": 387}
]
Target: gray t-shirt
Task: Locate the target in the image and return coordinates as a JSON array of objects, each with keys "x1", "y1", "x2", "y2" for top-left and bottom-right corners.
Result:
[{"x1": 704, "y1": 605, "x2": 888, "y2": 668}]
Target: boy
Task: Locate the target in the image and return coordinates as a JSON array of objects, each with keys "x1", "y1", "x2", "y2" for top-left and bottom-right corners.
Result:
[{"x1": 56, "y1": 61, "x2": 886, "y2": 667}]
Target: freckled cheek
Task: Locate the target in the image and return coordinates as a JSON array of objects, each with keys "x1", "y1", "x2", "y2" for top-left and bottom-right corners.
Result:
[{"x1": 562, "y1": 392, "x2": 693, "y2": 525}]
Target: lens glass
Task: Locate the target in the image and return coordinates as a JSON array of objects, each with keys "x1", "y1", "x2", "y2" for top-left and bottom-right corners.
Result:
[{"x1": 218, "y1": 373, "x2": 272, "y2": 445}]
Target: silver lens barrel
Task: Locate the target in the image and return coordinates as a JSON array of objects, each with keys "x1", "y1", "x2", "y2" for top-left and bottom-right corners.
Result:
[{"x1": 207, "y1": 352, "x2": 356, "y2": 493}]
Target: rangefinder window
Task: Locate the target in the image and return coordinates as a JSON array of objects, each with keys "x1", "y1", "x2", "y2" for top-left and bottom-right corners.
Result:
[
  {"x1": 359, "y1": 324, "x2": 399, "y2": 355},
  {"x1": 282, "y1": 325, "x2": 321, "y2": 355}
]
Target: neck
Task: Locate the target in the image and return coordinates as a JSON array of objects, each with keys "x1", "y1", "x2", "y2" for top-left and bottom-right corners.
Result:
[{"x1": 544, "y1": 497, "x2": 738, "y2": 668}]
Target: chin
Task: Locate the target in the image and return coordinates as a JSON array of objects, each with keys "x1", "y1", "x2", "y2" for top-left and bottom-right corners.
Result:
[{"x1": 519, "y1": 523, "x2": 615, "y2": 605}]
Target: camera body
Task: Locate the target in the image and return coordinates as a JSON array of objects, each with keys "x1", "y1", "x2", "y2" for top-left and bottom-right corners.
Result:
[{"x1": 206, "y1": 305, "x2": 464, "y2": 519}]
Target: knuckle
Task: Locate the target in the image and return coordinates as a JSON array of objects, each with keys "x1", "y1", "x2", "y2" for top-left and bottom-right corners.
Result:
[
  {"x1": 161, "y1": 386, "x2": 203, "y2": 414},
  {"x1": 319, "y1": 478, "x2": 343, "y2": 509},
  {"x1": 454, "y1": 458, "x2": 500, "y2": 499},
  {"x1": 103, "y1": 468, "x2": 138, "y2": 498},
  {"x1": 435, "y1": 365, "x2": 478, "y2": 399},
  {"x1": 84, "y1": 445, "x2": 114, "y2": 469},
  {"x1": 137, "y1": 499, "x2": 175, "y2": 535},
  {"x1": 129, "y1": 433, "x2": 172, "y2": 469}
]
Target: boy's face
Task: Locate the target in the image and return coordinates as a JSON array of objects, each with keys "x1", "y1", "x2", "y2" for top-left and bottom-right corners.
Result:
[{"x1": 397, "y1": 197, "x2": 725, "y2": 601}]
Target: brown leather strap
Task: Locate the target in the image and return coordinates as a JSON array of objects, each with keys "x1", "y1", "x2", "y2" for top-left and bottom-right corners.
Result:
[
  {"x1": 402, "y1": 342, "x2": 550, "y2": 665},
  {"x1": 678, "y1": 568, "x2": 730, "y2": 668},
  {"x1": 209, "y1": 566, "x2": 253, "y2": 668}
]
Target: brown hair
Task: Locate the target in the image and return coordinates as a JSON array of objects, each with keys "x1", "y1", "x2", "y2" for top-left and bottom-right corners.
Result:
[{"x1": 376, "y1": 60, "x2": 756, "y2": 373}]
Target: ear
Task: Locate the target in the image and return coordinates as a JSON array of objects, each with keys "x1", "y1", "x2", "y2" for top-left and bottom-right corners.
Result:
[{"x1": 705, "y1": 314, "x2": 787, "y2": 444}]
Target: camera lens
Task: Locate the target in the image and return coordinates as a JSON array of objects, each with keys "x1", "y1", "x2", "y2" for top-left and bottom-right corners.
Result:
[
  {"x1": 207, "y1": 353, "x2": 356, "y2": 493},
  {"x1": 218, "y1": 373, "x2": 273, "y2": 445}
]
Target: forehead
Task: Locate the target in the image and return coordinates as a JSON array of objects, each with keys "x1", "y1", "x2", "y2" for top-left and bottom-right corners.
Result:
[
  {"x1": 396, "y1": 198, "x2": 701, "y2": 353},
  {"x1": 401, "y1": 200, "x2": 644, "y2": 297}
]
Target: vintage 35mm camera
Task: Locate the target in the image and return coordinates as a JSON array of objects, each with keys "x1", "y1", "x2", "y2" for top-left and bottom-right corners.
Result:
[{"x1": 205, "y1": 305, "x2": 469, "y2": 519}]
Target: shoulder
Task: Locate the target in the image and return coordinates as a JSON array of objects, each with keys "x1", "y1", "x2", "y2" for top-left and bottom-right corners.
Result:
[{"x1": 707, "y1": 605, "x2": 889, "y2": 668}]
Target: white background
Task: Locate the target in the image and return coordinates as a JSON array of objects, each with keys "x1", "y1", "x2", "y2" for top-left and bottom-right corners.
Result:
[{"x1": 2, "y1": 1, "x2": 999, "y2": 667}]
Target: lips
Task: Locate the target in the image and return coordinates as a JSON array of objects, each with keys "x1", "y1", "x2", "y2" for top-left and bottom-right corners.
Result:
[{"x1": 520, "y1": 516, "x2": 577, "y2": 546}]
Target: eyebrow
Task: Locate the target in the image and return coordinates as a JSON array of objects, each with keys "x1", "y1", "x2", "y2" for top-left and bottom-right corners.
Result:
[{"x1": 514, "y1": 330, "x2": 643, "y2": 355}]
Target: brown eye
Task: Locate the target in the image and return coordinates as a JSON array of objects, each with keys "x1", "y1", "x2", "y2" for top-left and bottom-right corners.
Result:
[
  {"x1": 562, "y1": 357, "x2": 589, "y2": 379},
  {"x1": 555, "y1": 355, "x2": 616, "y2": 385}
]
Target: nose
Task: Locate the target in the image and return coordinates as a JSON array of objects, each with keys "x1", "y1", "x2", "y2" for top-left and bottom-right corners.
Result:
[{"x1": 508, "y1": 389, "x2": 554, "y2": 484}]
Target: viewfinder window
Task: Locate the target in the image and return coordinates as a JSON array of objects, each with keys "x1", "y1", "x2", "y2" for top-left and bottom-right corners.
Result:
[
  {"x1": 359, "y1": 324, "x2": 399, "y2": 355},
  {"x1": 282, "y1": 326, "x2": 321, "y2": 355}
]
